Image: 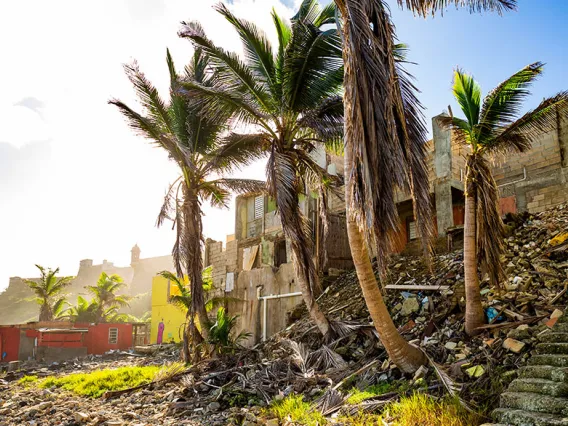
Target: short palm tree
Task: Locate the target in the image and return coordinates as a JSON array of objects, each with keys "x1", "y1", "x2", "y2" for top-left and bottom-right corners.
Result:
[
  {"x1": 440, "y1": 63, "x2": 568, "y2": 335},
  {"x1": 24, "y1": 265, "x2": 73, "y2": 322},
  {"x1": 178, "y1": 0, "x2": 343, "y2": 340},
  {"x1": 159, "y1": 268, "x2": 235, "y2": 360},
  {"x1": 110, "y1": 50, "x2": 264, "y2": 345},
  {"x1": 333, "y1": 0, "x2": 517, "y2": 372},
  {"x1": 58, "y1": 295, "x2": 98, "y2": 323},
  {"x1": 86, "y1": 272, "x2": 132, "y2": 323}
]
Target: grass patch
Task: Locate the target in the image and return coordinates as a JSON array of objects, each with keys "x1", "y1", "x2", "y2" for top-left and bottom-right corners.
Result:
[
  {"x1": 375, "y1": 393, "x2": 481, "y2": 426},
  {"x1": 346, "y1": 382, "x2": 394, "y2": 404},
  {"x1": 19, "y1": 366, "x2": 162, "y2": 398},
  {"x1": 18, "y1": 375, "x2": 39, "y2": 385},
  {"x1": 269, "y1": 394, "x2": 326, "y2": 426}
]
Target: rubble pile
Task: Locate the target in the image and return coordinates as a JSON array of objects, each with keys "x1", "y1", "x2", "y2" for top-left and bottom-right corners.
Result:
[{"x1": 0, "y1": 206, "x2": 566, "y2": 425}]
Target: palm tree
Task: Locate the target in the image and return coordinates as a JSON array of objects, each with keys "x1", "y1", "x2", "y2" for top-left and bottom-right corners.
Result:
[
  {"x1": 160, "y1": 268, "x2": 237, "y2": 360},
  {"x1": 440, "y1": 64, "x2": 568, "y2": 335},
  {"x1": 58, "y1": 295, "x2": 98, "y2": 323},
  {"x1": 178, "y1": 0, "x2": 343, "y2": 340},
  {"x1": 86, "y1": 272, "x2": 132, "y2": 323},
  {"x1": 110, "y1": 50, "x2": 264, "y2": 346},
  {"x1": 24, "y1": 265, "x2": 73, "y2": 322},
  {"x1": 333, "y1": 0, "x2": 517, "y2": 372}
]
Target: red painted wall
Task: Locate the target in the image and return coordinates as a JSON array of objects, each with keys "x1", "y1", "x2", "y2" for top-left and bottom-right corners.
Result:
[
  {"x1": 0, "y1": 327, "x2": 21, "y2": 362},
  {"x1": 80, "y1": 323, "x2": 133, "y2": 355},
  {"x1": 38, "y1": 332, "x2": 85, "y2": 348}
]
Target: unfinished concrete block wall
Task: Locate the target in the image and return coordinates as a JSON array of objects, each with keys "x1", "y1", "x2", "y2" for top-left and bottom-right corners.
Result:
[{"x1": 493, "y1": 117, "x2": 568, "y2": 213}]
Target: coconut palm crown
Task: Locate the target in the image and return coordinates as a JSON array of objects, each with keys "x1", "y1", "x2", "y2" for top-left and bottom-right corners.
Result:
[
  {"x1": 24, "y1": 265, "x2": 73, "y2": 322},
  {"x1": 110, "y1": 49, "x2": 265, "y2": 342},
  {"x1": 178, "y1": 0, "x2": 344, "y2": 339},
  {"x1": 440, "y1": 63, "x2": 568, "y2": 334}
]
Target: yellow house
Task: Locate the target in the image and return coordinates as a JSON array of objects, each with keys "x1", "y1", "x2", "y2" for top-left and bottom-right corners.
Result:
[{"x1": 150, "y1": 275, "x2": 187, "y2": 344}]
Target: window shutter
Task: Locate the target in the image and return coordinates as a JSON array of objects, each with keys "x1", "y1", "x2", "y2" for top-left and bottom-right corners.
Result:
[{"x1": 254, "y1": 196, "x2": 264, "y2": 219}]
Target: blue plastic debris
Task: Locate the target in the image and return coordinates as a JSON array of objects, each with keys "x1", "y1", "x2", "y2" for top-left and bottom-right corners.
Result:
[{"x1": 485, "y1": 307, "x2": 503, "y2": 323}]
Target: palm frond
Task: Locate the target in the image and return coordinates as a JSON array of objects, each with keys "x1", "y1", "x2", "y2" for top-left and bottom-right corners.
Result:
[
  {"x1": 436, "y1": 114, "x2": 472, "y2": 146},
  {"x1": 205, "y1": 178, "x2": 266, "y2": 195},
  {"x1": 177, "y1": 81, "x2": 271, "y2": 132},
  {"x1": 469, "y1": 155, "x2": 506, "y2": 287},
  {"x1": 199, "y1": 181, "x2": 231, "y2": 209},
  {"x1": 478, "y1": 62, "x2": 543, "y2": 141},
  {"x1": 297, "y1": 95, "x2": 344, "y2": 152},
  {"x1": 204, "y1": 132, "x2": 270, "y2": 174},
  {"x1": 284, "y1": 22, "x2": 343, "y2": 112},
  {"x1": 267, "y1": 150, "x2": 320, "y2": 296},
  {"x1": 215, "y1": 3, "x2": 277, "y2": 97},
  {"x1": 487, "y1": 91, "x2": 568, "y2": 154},
  {"x1": 272, "y1": 8, "x2": 292, "y2": 100},
  {"x1": 157, "y1": 177, "x2": 182, "y2": 228},
  {"x1": 452, "y1": 68, "x2": 482, "y2": 129},
  {"x1": 178, "y1": 20, "x2": 274, "y2": 113},
  {"x1": 396, "y1": 0, "x2": 516, "y2": 16},
  {"x1": 122, "y1": 61, "x2": 173, "y2": 133},
  {"x1": 108, "y1": 99, "x2": 181, "y2": 159}
]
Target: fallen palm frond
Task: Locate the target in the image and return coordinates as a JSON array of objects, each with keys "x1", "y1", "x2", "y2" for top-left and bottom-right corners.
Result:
[
  {"x1": 420, "y1": 350, "x2": 478, "y2": 415},
  {"x1": 313, "y1": 388, "x2": 346, "y2": 415}
]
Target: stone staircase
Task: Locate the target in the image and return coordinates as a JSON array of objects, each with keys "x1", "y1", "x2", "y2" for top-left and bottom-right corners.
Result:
[{"x1": 485, "y1": 313, "x2": 568, "y2": 426}]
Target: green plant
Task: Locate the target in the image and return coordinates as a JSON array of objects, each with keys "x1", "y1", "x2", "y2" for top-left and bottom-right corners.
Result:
[
  {"x1": 86, "y1": 272, "x2": 132, "y2": 323},
  {"x1": 24, "y1": 265, "x2": 73, "y2": 321},
  {"x1": 377, "y1": 393, "x2": 480, "y2": 426},
  {"x1": 35, "y1": 365, "x2": 162, "y2": 398},
  {"x1": 17, "y1": 375, "x2": 39, "y2": 386},
  {"x1": 269, "y1": 394, "x2": 326, "y2": 426},
  {"x1": 346, "y1": 382, "x2": 394, "y2": 404},
  {"x1": 179, "y1": 0, "x2": 343, "y2": 339},
  {"x1": 110, "y1": 48, "x2": 264, "y2": 352},
  {"x1": 208, "y1": 307, "x2": 251, "y2": 355},
  {"x1": 440, "y1": 63, "x2": 568, "y2": 334}
]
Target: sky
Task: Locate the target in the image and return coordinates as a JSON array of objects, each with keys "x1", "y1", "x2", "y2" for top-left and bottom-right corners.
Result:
[{"x1": 0, "y1": 0, "x2": 566, "y2": 290}]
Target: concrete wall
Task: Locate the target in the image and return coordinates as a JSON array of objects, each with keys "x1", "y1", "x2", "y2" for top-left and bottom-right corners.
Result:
[
  {"x1": 227, "y1": 263, "x2": 300, "y2": 346},
  {"x1": 493, "y1": 118, "x2": 568, "y2": 213},
  {"x1": 37, "y1": 346, "x2": 87, "y2": 363}
]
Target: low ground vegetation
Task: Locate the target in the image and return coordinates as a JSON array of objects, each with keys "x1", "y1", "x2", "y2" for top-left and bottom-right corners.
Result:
[{"x1": 17, "y1": 365, "x2": 162, "y2": 398}]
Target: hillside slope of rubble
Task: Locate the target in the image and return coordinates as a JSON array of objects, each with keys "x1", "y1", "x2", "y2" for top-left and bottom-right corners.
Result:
[{"x1": 0, "y1": 206, "x2": 566, "y2": 426}]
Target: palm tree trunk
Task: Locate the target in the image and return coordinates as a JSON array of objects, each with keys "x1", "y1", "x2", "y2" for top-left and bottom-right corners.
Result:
[
  {"x1": 464, "y1": 175, "x2": 484, "y2": 336},
  {"x1": 344, "y1": 151, "x2": 426, "y2": 373},
  {"x1": 182, "y1": 188, "x2": 210, "y2": 342},
  {"x1": 290, "y1": 247, "x2": 332, "y2": 338}
]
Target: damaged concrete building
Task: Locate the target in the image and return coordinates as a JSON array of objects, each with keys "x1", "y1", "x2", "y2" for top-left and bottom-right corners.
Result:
[{"x1": 200, "y1": 113, "x2": 568, "y2": 345}]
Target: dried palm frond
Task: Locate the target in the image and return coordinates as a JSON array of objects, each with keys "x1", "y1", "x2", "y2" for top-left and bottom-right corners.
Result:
[
  {"x1": 307, "y1": 345, "x2": 348, "y2": 371},
  {"x1": 313, "y1": 388, "x2": 347, "y2": 415}
]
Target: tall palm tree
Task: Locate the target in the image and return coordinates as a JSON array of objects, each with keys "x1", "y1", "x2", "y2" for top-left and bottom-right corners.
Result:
[
  {"x1": 24, "y1": 265, "x2": 73, "y2": 322},
  {"x1": 110, "y1": 50, "x2": 264, "y2": 344},
  {"x1": 440, "y1": 64, "x2": 568, "y2": 335},
  {"x1": 178, "y1": 0, "x2": 343, "y2": 340},
  {"x1": 333, "y1": 0, "x2": 516, "y2": 372},
  {"x1": 86, "y1": 272, "x2": 132, "y2": 323}
]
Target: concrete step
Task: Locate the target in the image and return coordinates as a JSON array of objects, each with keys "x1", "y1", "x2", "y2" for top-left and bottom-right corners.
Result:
[
  {"x1": 493, "y1": 408, "x2": 568, "y2": 426},
  {"x1": 519, "y1": 366, "x2": 568, "y2": 383},
  {"x1": 529, "y1": 355, "x2": 568, "y2": 368},
  {"x1": 537, "y1": 343, "x2": 568, "y2": 355},
  {"x1": 500, "y1": 392, "x2": 568, "y2": 415},
  {"x1": 508, "y1": 378, "x2": 568, "y2": 397},
  {"x1": 540, "y1": 333, "x2": 568, "y2": 344}
]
